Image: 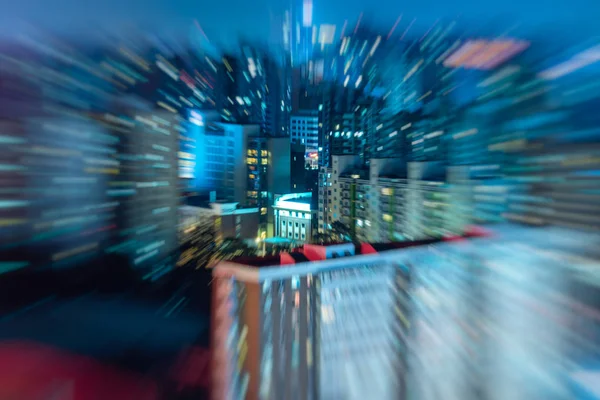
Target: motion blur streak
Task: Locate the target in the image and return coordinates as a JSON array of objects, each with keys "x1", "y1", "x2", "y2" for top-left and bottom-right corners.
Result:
[{"x1": 0, "y1": 2, "x2": 600, "y2": 400}]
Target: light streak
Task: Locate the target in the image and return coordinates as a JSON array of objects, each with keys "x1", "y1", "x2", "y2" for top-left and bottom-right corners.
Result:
[
  {"x1": 419, "y1": 19, "x2": 439, "y2": 43},
  {"x1": 194, "y1": 19, "x2": 210, "y2": 43},
  {"x1": 399, "y1": 18, "x2": 416, "y2": 41},
  {"x1": 387, "y1": 15, "x2": 402, "y2": 40},
  {"x1": 354, "y1": 12, "x2": 363, "y2": 34},
  {"x1": 340, "y1": 20, "x2": 348, "y2": 39}
]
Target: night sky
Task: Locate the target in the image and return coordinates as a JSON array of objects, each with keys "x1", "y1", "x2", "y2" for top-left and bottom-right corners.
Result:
[{"x1": 0, "y1": 0, "x2": 596, "y2": 48}]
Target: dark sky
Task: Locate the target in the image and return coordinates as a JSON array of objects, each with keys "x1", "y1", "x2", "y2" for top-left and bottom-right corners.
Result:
[{"x1": 0, "y1": 0, "x2": 596, "y2": 49}]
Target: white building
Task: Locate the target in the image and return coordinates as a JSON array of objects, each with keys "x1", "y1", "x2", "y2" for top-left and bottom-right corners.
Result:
[{"x1": 273, "y1": 192, "x2": 314, "y2": 243}]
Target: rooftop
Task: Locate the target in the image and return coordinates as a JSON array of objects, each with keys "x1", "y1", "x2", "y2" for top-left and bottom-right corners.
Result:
[{"x1": 274, "y1": 192, "x2": 313, "y2": 211}]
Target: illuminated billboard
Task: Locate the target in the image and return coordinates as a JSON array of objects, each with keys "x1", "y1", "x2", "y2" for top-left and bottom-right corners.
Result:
[{"x1": 443, "y1": 39, "x2": 529, "y2": 70}]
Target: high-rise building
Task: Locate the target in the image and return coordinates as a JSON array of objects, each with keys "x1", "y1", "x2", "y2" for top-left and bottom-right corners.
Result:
[
  {"x1": 211, "y1": 240, "x2": 422, "y2": 400},
  {"x1": 212, "y1": 225, "x2": 591, "y2": 400},
  {"x1": 319, "y1": 156, "x2": 453, "y2": 241},
  {"x1": 318, "y1": 155, "x2": 361, "y2": 233},
  {"x1": 290, "y1": 109, "x2": 319, "y2": 167},
  {"x1": 102, "y1": 97, "x2": 180, "y2": 278},
  {"x1": 244, "y1": 133, "x2": 291, "y2": 237}
]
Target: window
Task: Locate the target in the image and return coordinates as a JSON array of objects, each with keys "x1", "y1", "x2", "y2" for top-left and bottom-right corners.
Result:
[
  {"x1": 261, "y1": 158, "x2": 268, "y2": 165},
  {"x1": 289, "y1": 221, "x2": 292, "y2": 226},
  {"x1": 328, "y1": 190, "x2": 331, "y2": 195},
  {"x1": 302, "y1": 223, "x2": 305, "y2": 228},
  {"x1": 247, "y1": 149, "x2": 258, "y2": 156},
  {"x1": 295, "y1": 222, "x2": 299, "y2": 227},
  {"x1": 247, "y1": 157, "x2": 258, "y2": 164},
  {"x1": 381, "y1": 188, "x2": 393, "y2": 196},
  {"x1": 261, "y1": 207, "x2": 267, "y2": 215}
]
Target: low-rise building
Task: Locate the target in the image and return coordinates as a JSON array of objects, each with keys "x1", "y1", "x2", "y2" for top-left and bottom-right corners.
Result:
[{"x1": 273, "y1": 192, "x2": 315, "y2": 244}]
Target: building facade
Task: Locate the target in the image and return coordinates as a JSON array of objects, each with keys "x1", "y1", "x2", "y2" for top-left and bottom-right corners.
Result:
[
  {"x1": 273, "y1": 192, "x2": 314, "y2": 243},
  {"x1": 211, "y1": 241, "x2": 415, "y2": 400},
  {"x1": 290, "y1": 110, "x2": 319, "y2": 169}
]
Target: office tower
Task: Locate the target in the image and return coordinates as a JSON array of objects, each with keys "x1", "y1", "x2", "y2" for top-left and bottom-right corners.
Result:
[
  {"x1": 290, "y1": 109, "x2": 319, "y2": 165},
  {"x1": 273, "y1": 192, "x2": 314, "y2": 243},
  {"x1": 218, "y1": 54, "x2": 245, "y2": 123},
  {"x1": 189, "y1": 119, "x2": 254, "y2": 201},
  {"x1": 218, "y1": 46, "x2": 290, "y2": 138},
  {"x1": 262, "y1": 54, "x2": 292, "y2": 137},
  {"x1": 211, "y1": 241, "x2": 417, "y2": 400}
]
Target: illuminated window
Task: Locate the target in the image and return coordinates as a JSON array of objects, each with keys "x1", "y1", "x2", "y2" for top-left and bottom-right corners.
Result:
[
  {"x1": 247, "y1": 149, "x2": 258, "y2": 156},
  {"x1": 261, "y1": 207, "x2": 267, "y2": 215},
  {"x1": 261, "y1": 150, "x2": 268, "y2": 157},
  {"x1": 383, "y1": 214, "x2": 393, "y2": 222},
  {"x1": 247, "y1": 157, "x2": 258, "y2": 164},
  {"x1": 247, "y1": 191, "x2": 258, "y2": 198},
  {"x1": 381, "y1": 188, "x2": 392, "y2": 196},
  {"x1": 261, "y1": 158, "x2": 268, "y2": 165}
]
